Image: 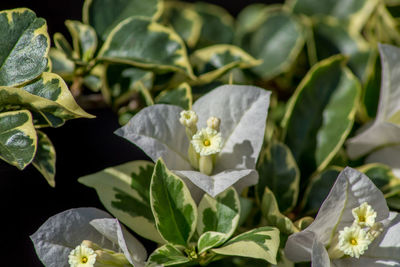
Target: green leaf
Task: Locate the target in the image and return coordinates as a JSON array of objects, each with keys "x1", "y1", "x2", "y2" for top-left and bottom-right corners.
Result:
[
  {"x1": 256, "y1": 141, "x2": 299, "y2": 213},
  {"x1": 98, "y1": 17, "x2": 194, "y2": 78},
  {"x1": 282, "y1": 55, "x2": 361, "y2": 176},
  {"x1": 32, "y1": 130, "x2": 56, "y2": 187},
  {"x1": 48, "y1": 48, "x2": 74, "y2": 80},
  {"x1": 0, "y1": 8, "x2": 49, "y2": 86},
  {"x1": 301, "y1": 167, "x2": 341, "y2": 215},
  {"x1": 150, "y1": 159, "x2": 197, "y2": 246},
  {"x1": 194, "y1": 2, "x2": 234, "y2": 48},
  {"x1": 312, "y1": 18, "x2": 373, "y2": 83},
  {"x1": 0, "y1": 110, "x2": 37, "y2": 170},
  {"x1": 146, "y1": 244, "x2": 190, "y2": 267},
  {"x1": 65, "y1": 20, "x2": 97, "y2": 62},
  {"x1": 155, "y1": 82, "x2": 192, "y2": 110},
  {"x1": 83, "y1": 0, "x2": 163, "y2": 41},
  {"x1": 197, "y1": 187, "x2": 240, "y2": 253},
  {"x1": 235, "y1": 3, "x2": 271, "y2": 43},
  {"x1": 358, "y1": 163, "x2": 400, "y2": 198},
  {"x1": 190, "y1": 44, "x2": 261, "y2": 85},
  {"x1": 78, "y1": 160, "x2": 164, "y2": 243},
  {"x1": 239, "y1": 9, "x2": 304, "y2": 80},
  {"x1": 261, "y1": 188, "x2": 298, "y2": 235},
  {"x1": 161, "y1": 2, "x2": 202, "y2": 48},
  {"x1": 102, "y1": 63, "x2": 154, "y2": 107},
  {"x1": 53, "y1": 33, "x2": 74, "y2": 59},
  {"x1": 289, "y1": 0, "x2": 374, "y2": 19},
  {"x1": 212, "y1": 227, "x2": 280, "y2": 264}
]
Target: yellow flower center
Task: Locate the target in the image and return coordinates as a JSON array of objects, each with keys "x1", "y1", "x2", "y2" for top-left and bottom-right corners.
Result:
[
  {"x1": 358, "y1": 215, "x2": 365, "y2": 222},
  {"x1": 203, "y1": 139, "x2": 210, "y2": 146},
  {"x1": 184, "y1": 113, "x2": 191, "y2": 119},
  {"x1": 350, "y1": 238, "x2": 357, "y2": 246}
]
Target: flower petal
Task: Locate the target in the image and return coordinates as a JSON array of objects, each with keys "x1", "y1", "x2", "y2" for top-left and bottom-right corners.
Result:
[
  {"x1": 312, "y1": 238, "x2": 331, "y2": 267},
  {"x1": 175, "y1": 169, "x2": 257, "y2": 197},
  {"x1": 192, "y1": 85, "x2": 271, "y2": 170},
  {"x1": 90, "y1": 218, "x2": 147, "y2": 266},
  {"x1": 284, "y1": 230, "x2": 315, "y2": 262},
  {"x1": 115, "y1": 104, "x2": 191, "y2": 170}
]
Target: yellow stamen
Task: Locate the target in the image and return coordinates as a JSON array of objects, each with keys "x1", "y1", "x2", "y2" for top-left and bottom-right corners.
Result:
[
  {"x1": 203, "y1": 140, "x2": 210, "y2": 146},
  {"x1": 350, "y1": 238, "x2": 357, "y2": 246},
  {"x1": 359, "y1": 215, "x2": 365, "y2": 222}
]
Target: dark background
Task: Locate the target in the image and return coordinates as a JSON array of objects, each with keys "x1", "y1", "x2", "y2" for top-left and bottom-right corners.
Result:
[{"x1": 0, "y1": 0, "x2": 282, "y2": 266}]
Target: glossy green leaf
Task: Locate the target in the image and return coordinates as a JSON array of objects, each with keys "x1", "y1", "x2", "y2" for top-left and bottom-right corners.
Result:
[
  {"x1": 83, "y1": 0, "x2": 163, "y2": 41},
  {"x1": 0, "y1": 110, "x2": 37, "y2": 170},
  {"x1": 235, "y1": 3, "x2": 271, "y2": 43},
  {"x1": 256, "y1": 141, "x2": 299, "y2": 213},
  {"x1": 194, "y1": 2, "x2": 234, "y2": 48},
  {"x1": 78, "y1": 160, "x2": 164, "y2": 243},
  {"x1": 261, "y1": 188, "x2": 298, "y2": 235},
  {"x1": 0, "y1": 8, "x2": 49, "y2": 86},
  {"x1": 98, "y1": 17, "x2": 194, "y2": 78},
  {"x1": 240, "y1": 10, "x2": 305, "y2": 80},
  {"x1": 161, "y1": 2, "x2": 202, "y2": 48},
  {"x1": 358, "y1": 163, "x2": 400, "y2": 198},
  {"x1": 49, "y1": 49, "x2": 74, "y2": 80},
  {"x1": 146, "y1": 244, "x2": 189, "y2": 267},
  {"x1": 197, "y1": 187, "x2": 240, "y2": 253},
  {"x1": 53, "y1": 33, "x2": 74, "y2": 59},
  {"x1": 155, "y1": 82, "x2": 192, "y2": 110},
  {"x1": 282, "y1": 55, "x2": 361, "y2": 176},
  {"x1": 301, "y1": 167, "x2": 341, "y2": 215},
  {"x1": 150, "y1": 159, "x2": 197, "y2": 246},
  {"x1": 212, "y1": 227, "x2": 280, "y2": 264},
  {"x1": 289, "y1": 0, "x2": 374, "y2": 19},
  {"x1": 33, "y1": 130, "x2": 56, "y2": 187},
  {"x1": 65, "y1": 20, "x2": 97, "y2": 62},
  {"x1": 102, "y1": 63, "x2": 154, "y2": 107},
  {"x1": 312, "y1": 18, "x2": 373, "y2": 83},
  {"x1": 190, "y1": 44, "x2": 261, "y2": 85}
]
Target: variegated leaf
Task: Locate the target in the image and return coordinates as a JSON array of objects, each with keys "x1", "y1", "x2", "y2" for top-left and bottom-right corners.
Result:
[
  {"x1": 78, "y1": 160, "x2": 164, "y2": 243},
  {"x1": 261, "y1": 188, "x2": 298, "y2": 235},
  {"x1": 65, "y1": 20, "x2": 97, "y2": 62},
  {"x1": 190, "y1": 45, "x2": 261, "y2": 85},
  {"x1": 212, "y1": 227, "x2": 280, "y2": 264},
  {"x1": 83, "y1": 0, "x2": 163, "y2": 41},
  {"x1": 33, "y1": 130, "x2": 56, "y2": 187},
  {"x1": 282, "y1": 55, "x2": 360, "y2": 176},
  {"x1": 0, "y1": 8, "x2": 49, "y2": 86},
  {"x1": 256, "y1": 141, "x2": 300, "y2": 213},
  {"x1": 0, "y1": 110, "x2": 37, "y2": 170},
  {"x1": 150, "y1": 159, "x2": 197, "y2": 247},
  {"x1": 197, "y1": 187, "x2": 240, "y2": 253},
  {"x1": 155, "y1": 82, "x2": 192, "y2": 110},
  {"x1": 161, "y1": 1, "x2": 202, "y2": 48},
  {"x1": 53, "y1": 33, "x2": 74, "y2": 59},
  {"x1": 146, "y1": 244, "x2": 189, "y2": 267},
  {"x1": 194, "y1": 2, "x2": 234, "y2": 48},
  {"x1": 98, "y1": 17, "x2": 194, "y2": 78},
  {"x1": 49, "y1": 48, "x2": 74, "y2": 81}
]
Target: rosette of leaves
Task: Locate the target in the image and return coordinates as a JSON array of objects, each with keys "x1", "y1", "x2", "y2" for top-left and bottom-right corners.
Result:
[
  {"x1": 79, "y1": 159, "x2": 280, "y2": 266},
  {"x1": 0, "y1": 8, "x2": 94, "y2": 186},
  {"x1": 49, "y1": 0, "x2": 261, "y2": 125}
]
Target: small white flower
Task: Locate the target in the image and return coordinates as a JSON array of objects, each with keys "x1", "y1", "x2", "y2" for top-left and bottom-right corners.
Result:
[
  {"x1": 338, "y1": 225, "x2": 371, "y2": 258},
  {"x1": 68, "y1": 244, "x2": 97, "y2": 267},
  {"x1": 191, "y1": 127, "x2": 223, "y2": 156},
  {"x1": 207, "y1": 116, "x2": 221, "y2": 131},
  {"x1": 352, "y1": 202, "x2": 377, "y2": 227},
  {"x1": 179, "y1": 110, "x2": 198, "y2": 128}
]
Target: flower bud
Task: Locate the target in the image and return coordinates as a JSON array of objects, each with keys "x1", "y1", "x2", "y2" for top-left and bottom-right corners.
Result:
[{"x1": 207, "y1": 116, "x2": 221, "y2": 131}]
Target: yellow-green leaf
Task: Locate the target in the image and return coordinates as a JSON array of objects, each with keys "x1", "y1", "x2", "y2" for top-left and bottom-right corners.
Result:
[
  {"x1": 155, "y1": 82, "x2": 192, "y2": 110},
  {"x1": 65, "y1": 20, "x2": 98, "y2": 62},
  {"x1": 33, "y1": 130, "x2": 56, "y2": 187}
]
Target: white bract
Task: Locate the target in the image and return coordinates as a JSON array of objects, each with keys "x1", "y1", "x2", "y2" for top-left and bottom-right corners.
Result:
[
  {"x1": 284, "y1": 167, "x2": 400, "y2": 266},
  {"x1": 30, "y1": 208, "x2": 147, "y2": 267},
  {"x1": 346, "y1": 44, "x2": 400, "y2": 160},
  {"x1": 115, "y1": 85, "x2": 271, "y2": 198}
]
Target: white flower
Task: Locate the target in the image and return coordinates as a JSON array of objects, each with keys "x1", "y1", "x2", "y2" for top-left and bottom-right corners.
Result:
[
  {"x1": 338, "y1": 225, "x2": 371, "y2": 258},
  {"x1": 352, "y1": 202, "x2": 377, "y2": 227},
  {"x1": 30, "y1": 208, "x2": 147, "y2": 267},
  {"x1": 179, "y1": 110, "x2": 198, "y2": 128},
  {"x1": 68, "y1": 244, "x2": 96, "y2": 267},
  {"x1": 285, "y1": 167, "x2": 400, "y2": 266},
  {"x1": 115, "y1": 85, "x2": 271, "y2": 198},
  {"x1": 191, "y1": 127, "x2": 223, "y2": 156}
]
